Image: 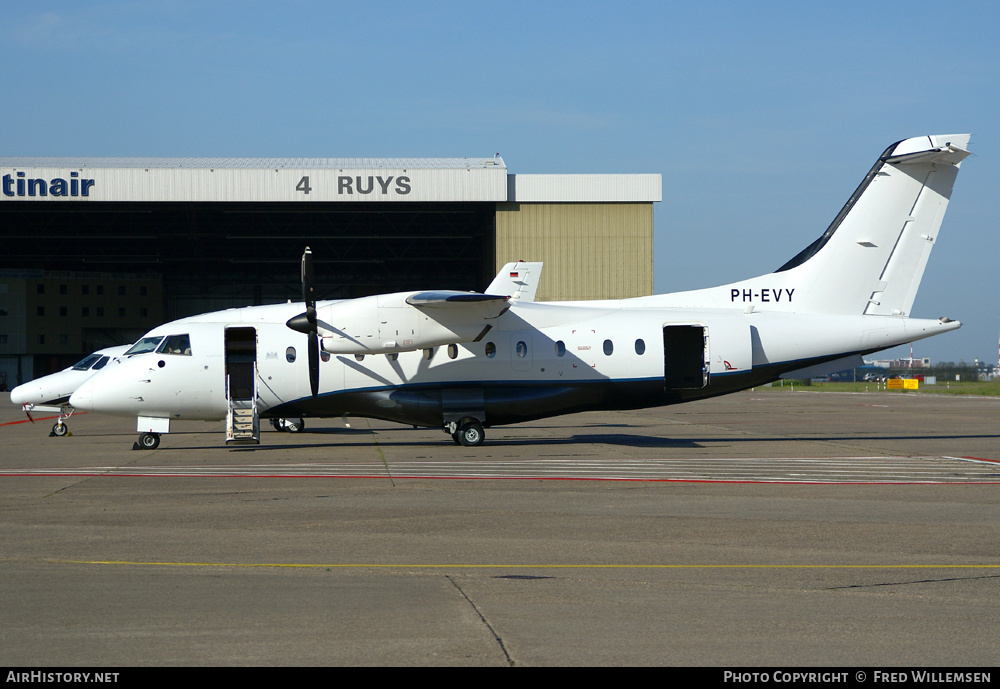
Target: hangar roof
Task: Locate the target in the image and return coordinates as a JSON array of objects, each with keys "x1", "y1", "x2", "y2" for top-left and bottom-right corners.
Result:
[
  {"x1": 0, "y1": 156, "x2": 505, "y2": 170},
  {"x1": 1, "y1": 156, "x2": 659, "y2": 203}
]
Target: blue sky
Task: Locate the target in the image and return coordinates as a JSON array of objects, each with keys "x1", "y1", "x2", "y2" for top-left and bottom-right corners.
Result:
[{"x1": 2, "y1": 1, "x2": 997, "y2": 364}]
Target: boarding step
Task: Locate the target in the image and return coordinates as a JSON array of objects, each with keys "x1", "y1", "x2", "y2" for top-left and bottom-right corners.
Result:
[{"x1": 226, "y1": 401, "x2": 259, "y2": 444}]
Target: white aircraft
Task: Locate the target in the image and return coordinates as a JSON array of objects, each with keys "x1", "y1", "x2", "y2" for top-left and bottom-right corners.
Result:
[
  {"x1": 10, "y1": 344, "x2": 131, "y2": 436},
  {"x1": 68, "y1": 134, "x2": 971, "y2": 450}
]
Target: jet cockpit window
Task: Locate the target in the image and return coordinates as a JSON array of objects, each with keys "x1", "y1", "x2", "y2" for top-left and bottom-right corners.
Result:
[
  {"x1": 71, "y1": 354, "x2": 103, "y2": 371},
  {"x1": 92, "y1": 356, "x2": 111, "y2": 370},
  {"x1": 125, "y1": 337, "x2": 165, "y2": 356},
  {"x1": 158, "y1": 334, "x2": 192, "y2": 355}
]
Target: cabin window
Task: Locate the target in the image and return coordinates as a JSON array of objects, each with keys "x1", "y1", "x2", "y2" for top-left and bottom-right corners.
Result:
[
  {"x1": 603, "y1": 339, "x2": 614, "y2": 356},
  {"x1": 158, "y1": 334, "x2": 192, "y2": 355},
  {"x1": 448, "y1": 344, "x2": 458, "y2": 359},
  {"x1": 635, "y1": 339, "x2": 646, "y2": 355},
  {"x1": 485, "y1": 342, "x2": 496, "y2": 358},
  {"x1": 516, "y1": 341, "x2": 528, "y2": 358},
  {"x1": 555, "y1": 341, "x2": 566, "y2": 357},
  {"x1": 126, "y1": 336, "x2": 165, "y2": 355},
  {"x1": 286, "y1": 346, "x2": 296, "y2": 363}
]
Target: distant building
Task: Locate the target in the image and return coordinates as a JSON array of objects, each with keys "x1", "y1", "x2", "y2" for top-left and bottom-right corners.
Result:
[
  {"x1": 0, "y1": 270, "x2": 164, "y2": 386},
  {"x1": 866, "y1": 356, "x2": 931, "y2": 369}
]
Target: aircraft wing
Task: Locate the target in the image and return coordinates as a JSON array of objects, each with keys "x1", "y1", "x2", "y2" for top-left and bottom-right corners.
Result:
[
  {"x1": 406, "y1": 291, "x2": 509, "y2": 306},
  {"x1": 405, "y1": 291, "x2": 511, "y2": 319},
  {"x1": 487, "y1": 261, "x2": 543, "y2": 302}
]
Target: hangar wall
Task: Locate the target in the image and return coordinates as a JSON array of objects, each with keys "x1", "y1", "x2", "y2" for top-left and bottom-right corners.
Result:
[
  {"x1": 495, "y1": 203, "x2": 654, "y2": 301},
  {"x1": 1, "y1": 156, "x2": 660, "y2": 383}
]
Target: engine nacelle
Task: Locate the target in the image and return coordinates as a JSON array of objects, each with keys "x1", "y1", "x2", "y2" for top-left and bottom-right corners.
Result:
[{"x1": 317, "y1": 292, "x2": 501, "y2": 355}]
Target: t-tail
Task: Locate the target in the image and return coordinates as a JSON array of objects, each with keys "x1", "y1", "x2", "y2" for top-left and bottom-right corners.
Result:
[
  {"x1": 673, "y1": 135, "x2": 972, "y2": 316},
  {"x1": 775, "y1": 134, "x2": 970, "y2": 315}
]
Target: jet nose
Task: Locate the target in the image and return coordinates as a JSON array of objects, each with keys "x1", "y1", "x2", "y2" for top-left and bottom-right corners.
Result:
[
  {"x1": 10, "y1": 383, "x2": 36, "y2": 406},
  {"x1": 69, "y1": 377, "x2": 96, "y2": 411}
]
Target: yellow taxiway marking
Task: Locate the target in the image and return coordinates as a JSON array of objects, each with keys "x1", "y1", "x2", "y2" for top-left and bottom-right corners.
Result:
[{"x1": 51, "y1": 560, "x2": 1000, "y2": 570}]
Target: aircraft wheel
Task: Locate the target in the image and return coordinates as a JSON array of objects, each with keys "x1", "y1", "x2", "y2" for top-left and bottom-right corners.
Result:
[
  {"x1": 51, "y1": 423, "x2": 69, "y2": 437},
  {"x1": 458, "y1": 421, "x2": 485, "y2": 447},
  {"x1": 137, "y1": 432, "x2": 160, "y2": 450},
  {"x1": 270, "y1": 418, "x2": 286, "y2": 432},
  {"x1": 284, "y1": 418, "x2": 305, "y2": 433},
  {"x1": 451, "y1": 431, "x2": 462, "y2": 445}
]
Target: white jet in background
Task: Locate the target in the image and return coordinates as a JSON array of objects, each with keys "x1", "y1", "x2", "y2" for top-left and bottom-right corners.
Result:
[{"x1": 10, "y1": 345, "x2": 131, "y2": 436}]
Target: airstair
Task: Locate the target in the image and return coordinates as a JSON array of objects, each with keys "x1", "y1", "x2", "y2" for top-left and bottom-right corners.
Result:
[
  {"x1": 227, "y1": 394, "x2": 259, "y2": 444},
  {"x1": 226, "y1": 374, "x2": 259, "y2": 444},
  {"x1": 225, "y1": 326, "x2": 259, "y2": 445}
]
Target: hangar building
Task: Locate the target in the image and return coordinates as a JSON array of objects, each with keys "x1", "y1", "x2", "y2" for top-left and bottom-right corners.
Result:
[{"x1": 0, "y1": 156, "x2": 660, "y2": 385}]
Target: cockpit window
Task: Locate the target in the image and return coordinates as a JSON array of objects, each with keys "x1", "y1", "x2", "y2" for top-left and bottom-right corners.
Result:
[
  {"x1": 71, "y1": 354, "x2": 103, "y2": 371},
  {"x1": 157, "y1": 334, "x2": 192, "y2": 356},
  {"x1": 126, "y1": 336, "x2": 165, "y2": 356},
  {"x1": 92, "y1": 356, "x2": 111, "y2": 370}
]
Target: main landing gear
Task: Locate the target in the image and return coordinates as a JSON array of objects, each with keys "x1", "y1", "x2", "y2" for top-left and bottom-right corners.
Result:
[
  {"x1": 445, "y1": 419, "x2": 485, "y2": 446},
  {"x1": 135, "y1": 432, "x2": 160, "y2": 450},
  {"x1": 270, "y1": 418, "x2": 305, "y2": 433}
]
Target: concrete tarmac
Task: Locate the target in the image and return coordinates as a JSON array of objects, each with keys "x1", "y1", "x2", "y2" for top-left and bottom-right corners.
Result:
[{"x1": 1, "y1": 389, "x2": 998, "y2": 666}]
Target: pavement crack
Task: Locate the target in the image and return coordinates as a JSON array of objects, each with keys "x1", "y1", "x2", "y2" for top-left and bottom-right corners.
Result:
[
  {"x1": 827, "y1": 573, "x2": 1000, "y2": 590},
  {"x1": 446, "y1": 575, "x2": 513, "y2": 666},
  {"x1": 366, "y1": 418, "x2": 395, "y2": 486}
]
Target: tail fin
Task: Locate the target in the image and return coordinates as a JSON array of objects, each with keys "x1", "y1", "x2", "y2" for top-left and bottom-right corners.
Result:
[
  {"x1": 487, "y1": 261, "x2": 543, "y2": 302},
  {"x1": 774, "y1": 134, "x2": 971, "y2": 315},
  {"x1": 694, "y1": 135, "x2": 972, "y2": 316}
]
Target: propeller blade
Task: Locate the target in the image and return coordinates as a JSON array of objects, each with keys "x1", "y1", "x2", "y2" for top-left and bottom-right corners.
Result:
[
  {"x1": 308, "y1": 333, "x2": 320, "y2": 398},
  {"x1": 302, "y1": 246, "x2": 315, "y2": 313},
  {"x1": 285, "y1": 246, "x2": 322, "y2": 397}
]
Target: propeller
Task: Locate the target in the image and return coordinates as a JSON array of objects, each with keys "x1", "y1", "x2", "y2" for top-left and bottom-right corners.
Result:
[{"x1": 285, "y1": 247, "x2": 320, "y2": 397}]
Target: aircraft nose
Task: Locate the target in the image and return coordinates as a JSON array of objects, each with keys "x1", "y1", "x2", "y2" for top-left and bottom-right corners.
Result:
[
  {"x1": 69, "y1": 378, "x2": 95, "y2": 411},
  {"x1": 9, "y1": 383, "x2": 36, "y2": 406}
]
